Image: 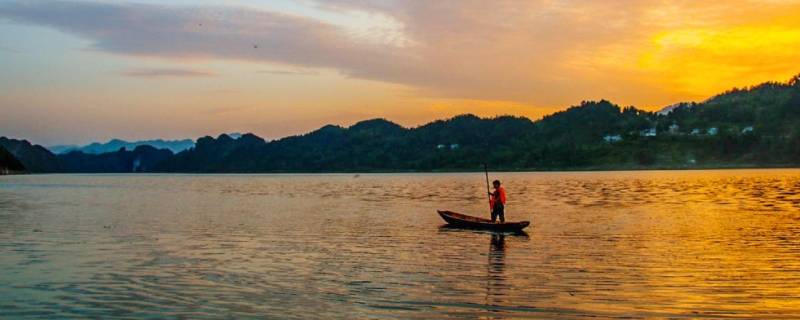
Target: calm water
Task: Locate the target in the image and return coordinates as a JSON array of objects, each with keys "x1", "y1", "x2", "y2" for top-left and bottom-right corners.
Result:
[{"x1": 1, "y1": 170, "x2": 800, "y2": 319}]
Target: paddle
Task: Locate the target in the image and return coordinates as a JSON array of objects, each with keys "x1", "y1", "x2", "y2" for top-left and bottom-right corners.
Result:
[{"x1": 484, "y1": 163, "x2": 491, "y2": 213}]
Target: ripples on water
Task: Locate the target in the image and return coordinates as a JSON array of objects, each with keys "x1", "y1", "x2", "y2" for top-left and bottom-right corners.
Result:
[{"x1": 1, "y1": 170, "x2": 799, "y2": 318}]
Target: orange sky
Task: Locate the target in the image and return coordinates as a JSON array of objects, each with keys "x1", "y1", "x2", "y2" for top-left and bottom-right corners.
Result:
[{"x1": 1, "y1": 0, "x2": 799, "y2": 145}]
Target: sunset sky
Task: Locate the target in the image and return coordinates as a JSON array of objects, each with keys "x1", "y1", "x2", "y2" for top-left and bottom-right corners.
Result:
[{"x1": 1, "y1": 0, "x2": 800, "y2": 146}]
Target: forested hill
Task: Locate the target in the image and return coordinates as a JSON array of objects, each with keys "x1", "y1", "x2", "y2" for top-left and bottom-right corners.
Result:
[
  {"x1": 0, "y1": 137, "x2": 61, "y2": 173},
  {"x1": 0, "y1": 145, "x2": 25, "y2": 174},
  {"x1": 3, "y1": 74, "x2": 800, "y2": 173},
  {"x1": 154, "y1": 74, "x2": 800, "y2": 172},
  {"x1": 48, "y1": 138, "x2": 195, "y2": 155}
]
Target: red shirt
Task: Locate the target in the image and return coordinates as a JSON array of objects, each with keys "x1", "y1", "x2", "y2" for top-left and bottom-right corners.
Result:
[{"x1": 490, "y1": 186, "x2": 506, "y2": 208}]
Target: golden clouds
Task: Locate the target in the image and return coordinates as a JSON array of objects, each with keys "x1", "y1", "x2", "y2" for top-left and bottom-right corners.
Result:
[{"x1": 2, "y1": 0, "x2": 800, "y2": 143}]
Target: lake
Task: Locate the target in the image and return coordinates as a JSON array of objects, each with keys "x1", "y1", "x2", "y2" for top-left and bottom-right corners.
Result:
[{"x1": 1, "y1": 170, "x2": 799, "y2": 318}]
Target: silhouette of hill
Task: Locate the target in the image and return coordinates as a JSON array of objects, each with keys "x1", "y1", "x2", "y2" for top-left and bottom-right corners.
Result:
[
  {"x1": 0, "y1": 137, "x2": 61, "y2": 173},
  {"x1": 154, "y1": 134, "x2": 266, "y2": 172},
  {"x1": 58, "y1": 145, "x2": 174, "y2": 173},
  {"x1": 0, "y1": 145, "x2": 25, "y2": 174},
  {"x1": 48, "y1": 138, "x2": 195, "y2": 154},
  {"x1": 47, "y1": 144, "x2": 80, "y2": 154}
]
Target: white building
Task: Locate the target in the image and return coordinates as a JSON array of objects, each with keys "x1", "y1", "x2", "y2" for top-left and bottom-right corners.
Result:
[
  {"x1": 640, "y1": 128, "x2": 657, "y2": 137},
  {"x1": 690, "y1": 128, "x2": 701, "y2": 135},
  {"x1": 449, "y1": 144, "x2": 460, "y2": 150},
  {"x1": 707, "y1": 127, "x2": 718, "y2": 135},
  {"x1": 742, "y1": 126, "x2": 754, "y2": 134},
  {"x1": 603, "y1": 134, "x2": 623, "y2": 143},
  {"x1": 668, "y1": 124, "x2": 680, "y2": 134}
]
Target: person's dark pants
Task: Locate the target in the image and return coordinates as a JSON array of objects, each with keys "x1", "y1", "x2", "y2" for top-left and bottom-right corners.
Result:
[{"x1": 491, "y1": 203, "x2": 505, "y2": 223}]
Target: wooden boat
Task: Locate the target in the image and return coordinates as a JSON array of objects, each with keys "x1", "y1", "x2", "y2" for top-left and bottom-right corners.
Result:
[{"x1": 437, "y1": 210, "x2": 530, "y2": 232}]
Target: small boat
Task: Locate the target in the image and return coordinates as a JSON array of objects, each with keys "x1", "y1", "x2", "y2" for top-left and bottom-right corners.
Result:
[{"x1": 437, "y1": 210, "x2": 530, "y2": 232}]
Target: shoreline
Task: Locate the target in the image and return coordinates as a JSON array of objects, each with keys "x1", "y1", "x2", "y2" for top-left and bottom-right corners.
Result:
[{"x1": 5, "y1": 164, "x2": 799, "y2": 175}]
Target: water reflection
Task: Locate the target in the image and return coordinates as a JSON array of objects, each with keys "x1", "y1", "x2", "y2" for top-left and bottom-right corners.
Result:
[{"x1": 485, "y1": 233, "x2": 506, "y2": 316}]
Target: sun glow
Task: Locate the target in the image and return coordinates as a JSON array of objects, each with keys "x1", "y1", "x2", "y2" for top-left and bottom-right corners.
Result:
[
  {"x1": 2, "y1": 1, "x2": 800, "y2": 144},
  {"x1": 639, "y1": 23, "x2": 800, "y2": 97}
]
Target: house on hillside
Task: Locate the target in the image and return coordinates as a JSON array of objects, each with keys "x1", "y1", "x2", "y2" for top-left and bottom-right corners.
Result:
[
  {"x1": 668, "y1": 124, "x2": 680, "y2": 134},
  {"x1": 639, "y1": 128, "x2": 657, "y2": 137},
  {"x1": 449, "y1": 144, "x2": 460, "y2": 150},
  {"x1": 707, "y1": 127, "x2": 719, "y2": 135},
  {"x1": 603, "y1": 134, "x2": 622, "y2": 143},
  {"x1": 690, "y1": 128, "x2": 701, "y2": 135},
  {"x1": 436, "y1": 144, "x2": 446, "y2": 150},
  {"x1": 741, "y1": 126, "x2": 754, "y2": 134}
]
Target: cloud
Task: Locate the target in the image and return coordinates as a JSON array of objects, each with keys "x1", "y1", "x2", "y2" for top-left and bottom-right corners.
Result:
[
  {"x1": 120, "y1": 68, "x2": 215, "y2": 78},
  {"x1": 0, "y1": 1, "x2": 404, "y2": 65},
  {"x1": 2, "y1": 0, "x2": 800, "y2": 107}
]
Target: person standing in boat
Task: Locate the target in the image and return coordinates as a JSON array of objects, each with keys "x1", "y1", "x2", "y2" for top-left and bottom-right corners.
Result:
[{"x1": 489, "y1": 180, "x2": 506, "y2": 223}]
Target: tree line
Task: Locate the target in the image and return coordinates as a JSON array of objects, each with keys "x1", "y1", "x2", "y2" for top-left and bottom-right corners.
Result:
[{"x1": 2, "y1": 74, "x2": 799, "y2": 173}]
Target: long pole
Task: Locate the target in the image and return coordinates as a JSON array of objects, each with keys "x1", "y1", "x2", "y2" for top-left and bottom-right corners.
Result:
[{"x1": 484, "y1": 163, "x2": 491, "y2": 212}]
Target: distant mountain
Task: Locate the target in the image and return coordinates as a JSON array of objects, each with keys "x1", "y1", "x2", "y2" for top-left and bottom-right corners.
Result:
[
  {"x1": 50, "y1": 138, "x2": 195, "y2": 154},
  {"x1": 0, "y1": 137, "x2": 61, "y2": 173},
  {"x1": 58, "y1": 145, "x2": 173, "y2": 173},
  {"x1": 47, "y1": 144, "x2": 80, "y2": 154},
  {"x1": 0, "y1": 145, "x2": 25, "y2": 174}
]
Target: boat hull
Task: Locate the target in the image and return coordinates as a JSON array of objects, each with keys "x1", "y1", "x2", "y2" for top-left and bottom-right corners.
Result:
[{"x1": 437, "y1": 210, "x2": 530, "y2": 232}]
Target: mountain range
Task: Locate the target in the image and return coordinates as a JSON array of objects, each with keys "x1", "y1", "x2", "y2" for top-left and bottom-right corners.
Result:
[
  {"x1": 1, "y1": 74, "x2": 799, "y2": 173},
  {"x1": 48, "y1": 138, "x2": 196, "y2": 154}
]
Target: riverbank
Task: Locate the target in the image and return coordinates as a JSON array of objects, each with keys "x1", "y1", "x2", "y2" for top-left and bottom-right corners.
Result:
[
  {"x1": 0, "y1": 169, "x2": 25, "y2": 175},
  {"x1": 69, "y1": 164, "x2": 800, "y2": 174},
  {"x1": 5, "y1": 161, "x2": 799, "y2": 175}
]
